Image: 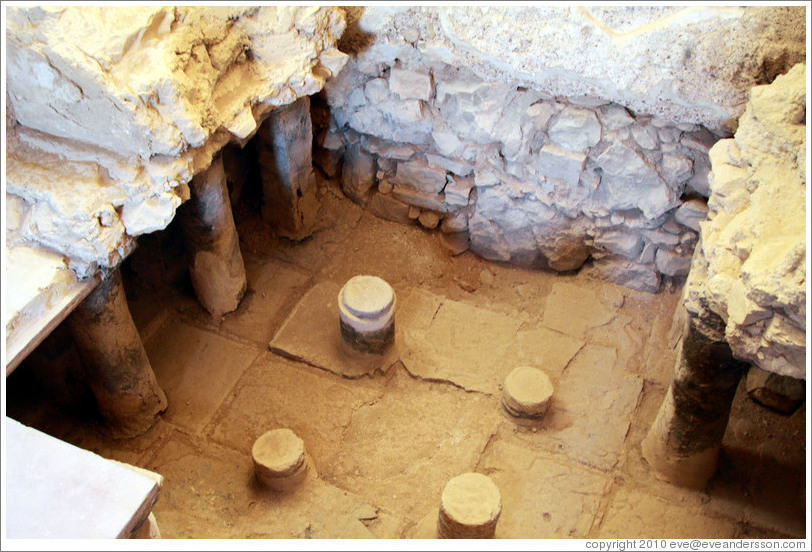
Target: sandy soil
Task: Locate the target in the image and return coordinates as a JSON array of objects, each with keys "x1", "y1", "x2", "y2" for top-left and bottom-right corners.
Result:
[{"x1": 5, "y1": 177, "x2": 807, "y2": 540}]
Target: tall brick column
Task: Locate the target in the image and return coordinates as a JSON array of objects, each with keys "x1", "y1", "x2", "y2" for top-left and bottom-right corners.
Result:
[
  {"x1": 257, "y1": 96, "x2": 320, "y2": 241},
  {"x1": 181, "y1": 155, "x2": 247, "y2": 319},
  {"x1": 68, "y1": 269, "x2": 167, "y2": 437}
]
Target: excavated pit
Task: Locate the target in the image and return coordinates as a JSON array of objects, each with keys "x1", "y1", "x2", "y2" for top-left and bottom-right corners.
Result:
[{"x1": 5, "y1": 172, "x2": 806, "y2": 539}]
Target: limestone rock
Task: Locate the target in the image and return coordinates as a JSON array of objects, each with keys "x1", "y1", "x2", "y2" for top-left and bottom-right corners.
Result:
[
  {"x1": 364, "y1": 78, "x2": 390, "y2": 104},
  {"x1": 366, "y1": 191, "x2": 412, "y2": 224},
  {"x1": 548, "y1": 107, "x2": 601, "y2": 152},
  {"x1": 389, "y1": 67, "x2": 432, "y2": 101},
  {"x1": 6, "y1": 6, "x2": 348, "y2": 276},
  {"x1": 689, "y1": 63, "x2": 806, "y2": 379},
  {"x1": 341, "y1": 143, "x2": 376, "y2": 203},
  {"x1": 426, "y1": 154, "x2": 472, "y2": 177},
  {"x1": 444, "y1": 176, "x2": 474, "y2": 209},
  {"x1": 595, "y1": 143, "x2": 678, "y2": 219},
  {"x1": 661, "y1": 154, "x2": 694, "y2": 187},
  {"x1": 655, "y1": 248, "x2": 691, "y2": 277},
  {"x1": 418, "y1": 211, "x2": 441, "y2": 230},
  {"x1": 392, "y1": 158, "x2": 448, "y2": 194},
  {"x1": 537, "y1": 144, "x2": 586, "y2": 187},
  {"x1": 588, "y1": 256, "x2": 661, "y2": 294},
  {"x1": 674, "y1": 199, "x2": 708, "y2": 232}
]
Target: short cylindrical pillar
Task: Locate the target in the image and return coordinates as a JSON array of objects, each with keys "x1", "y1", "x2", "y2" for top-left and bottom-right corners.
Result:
[
  {"x1": 438, "y1": 472, "x2": 502, "y2": 539},
  {"x1": 67, "y1": 269, "x2": 167, "y2": 438},
  {"x1": 501, "y1": 366, "x2": 554, "y2": 422},
  {"x1": 641, "y1": 308, "x2": 748, "y2": 489},
  {"x1": 181, "y1": 155, "x2": 247, "y2": 319},
  {"x1": 338, "y1": 275, "x2": 396, "y2": 354},
  {"x1": 252, "y1": 428, "x2": 309, "y2": 491}
]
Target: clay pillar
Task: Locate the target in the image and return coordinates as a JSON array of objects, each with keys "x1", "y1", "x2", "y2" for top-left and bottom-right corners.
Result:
[
  {"x1": 641, "y1": 307, "x2": 748, "y2": 488},
  {"x1": 181, "y1": 155, "x2": 247, "y2": 318},
  {"x1": 67, "y1": 269, "x2": 167, "y2": 438},
  {"x1": 256, "y1": 96, "x2": 319, "y2": 241}
]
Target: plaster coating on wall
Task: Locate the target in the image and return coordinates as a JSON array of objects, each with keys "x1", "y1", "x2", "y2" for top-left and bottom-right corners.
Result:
[
  {"x1": 5, "y1": 6, "x2": 347, "y2": 277},
  {"x1": 349, "y1": 5, "x2": 805, "y2": 131}
]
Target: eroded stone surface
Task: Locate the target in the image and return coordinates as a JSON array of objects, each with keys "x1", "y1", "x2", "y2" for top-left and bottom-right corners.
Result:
[
  {"x1": 6, "y1": 6, "x2": 347, "y2": 277},
  {"x1": 438, "y1": 472, "x2": 502, "y2": 538},
  {"x1": 317, "y1": 6, "x2": 787, "y2": 290},
  {"x1": 688, "y1": 63, "x2": 806, "y2": 379}
]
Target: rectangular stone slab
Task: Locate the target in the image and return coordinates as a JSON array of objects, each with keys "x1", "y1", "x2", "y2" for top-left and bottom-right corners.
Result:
[
  {"x1": 270, "y1": 281, "x2": 400, "y2": 378},
  {"x1": 272, "y1": 284, "x2": 586, "y2": 393},
  {"x1": 5, "y1": 417, "x2": 161, "y2": 538}
]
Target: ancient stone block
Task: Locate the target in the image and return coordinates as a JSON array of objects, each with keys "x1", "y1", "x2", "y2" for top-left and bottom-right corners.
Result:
[
  {"x1": 341, "y1": 143, "x2": 376, "y2": 203},
  {"x1": 361, "y1": 136, "x2": 420, "y2": 160},
  {"x1": 674, "y1": 199, "x2": 708, "y2": 231},
  {"x1": 379, "y1": 99, "x2": 425, "y2": 124},
  {"x1": 597, "y1": 104, "x2": 634, "y2": 130},
  {"x1": 631, "y1": 124, "x2": 660, "y2": 150},
  {"x1": 595, "y1": 143, "x2": 677, "y2": 219},
  {"x1": 548, "y1": 107, "x2": 601, "y2": 152},
  {"x1": 418, "y1": 211, "x2": 442, "y2": 229},
  {"x1": 441, "y1": 210, "x2": 469, "y2": 233},
  {"x1": 432, "y1": 127, "x2": 463, "y2": 157},
  {"x1": 681, "y1": 128, "x2": 719, "y2": 155},
  {"x1": 364, "y1": 78, "x2": 389, "y2": 104},
  {"x1": 655, "y1": 248, "x2": 691, "y2": 277},
  {"x1": 536, "y1": 144, "x2": 586, "y2": 187},
  {"x1": 392, "y1": 158, "x2": 448, "y2": 194},
  {"x1": 593, "y1": 231, "x2": 643, "y2": 260},
  {"x1": 366, "y1": 191, "x2": 413, "y2": 224},
  {"x1": 348, "y1": 105, "x2": 431, "y2": 144},
  {"x1": 389, "y1": 67, "x2": 432, "y2": 101},
  {"x1": 393, "y1": 186, "x2": 449, "y2": 213},
  {"x1": 444, "y1": 176, "x2": 474, "y2": 208},
  {"x1": 589, "y1": 256, "x2": 661, "y2": 293},
  {"x1": 426, "y1": 153, "x2": 473, "y2": 177},
  {"x1": 661, "y1": 154, "x2": 694, "y2": 187}
]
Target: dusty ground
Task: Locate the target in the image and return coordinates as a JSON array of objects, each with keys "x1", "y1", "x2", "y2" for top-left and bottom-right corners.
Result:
[{"x1": 6, "y1": 178, "x2": 807, "y2": 540}]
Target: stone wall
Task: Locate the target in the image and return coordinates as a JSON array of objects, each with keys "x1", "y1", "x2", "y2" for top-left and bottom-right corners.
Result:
[
  {"x1": 5, "y1": 6, "x2": 347, "y2": 277},
  {"x1": 315, "y1": 6, "x2": 805, "y2": 292}
]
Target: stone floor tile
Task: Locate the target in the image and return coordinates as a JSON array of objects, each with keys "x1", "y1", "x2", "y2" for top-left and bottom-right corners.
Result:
[
  {"x1": 595, "y1": 484, "x2": 741, "y2": 539},
  {"x1": 145, "y1": 430, "x2": 378, "y2": 538},
  {"x1": 207, "y1": 352, "x2": 383, "y2": 463},
  {"x1": 511, "y1": 344, "x2": 644, "y2": 472},
  {"x1": 324, "y1": 365, "x2": 502, "y2": 522},
  {"x1": 541, "y1": 281, "x2": 617, "y2": 338},
  {"x1": 145, "y1": 317, "x2": 261, "y2": 433},
  {"x1": 270, "y1": 281, "x2": 400, "y2": 378},
  {"x1": 219, "y1": 259, "x2": 312, "y2": 345},
  {"x1": 478, "y1": 439, "x2": 611, "y2": 538}
]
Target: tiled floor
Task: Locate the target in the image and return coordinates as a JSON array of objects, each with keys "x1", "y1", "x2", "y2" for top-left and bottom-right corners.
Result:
[{"x1": 5, "y1": 184, "x2": 806, "y2": 539}]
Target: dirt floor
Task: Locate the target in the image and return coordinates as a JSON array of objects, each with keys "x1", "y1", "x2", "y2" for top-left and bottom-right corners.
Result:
[{"x1": 5, "y1": 177, "x2": 808, "y2": 540}]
